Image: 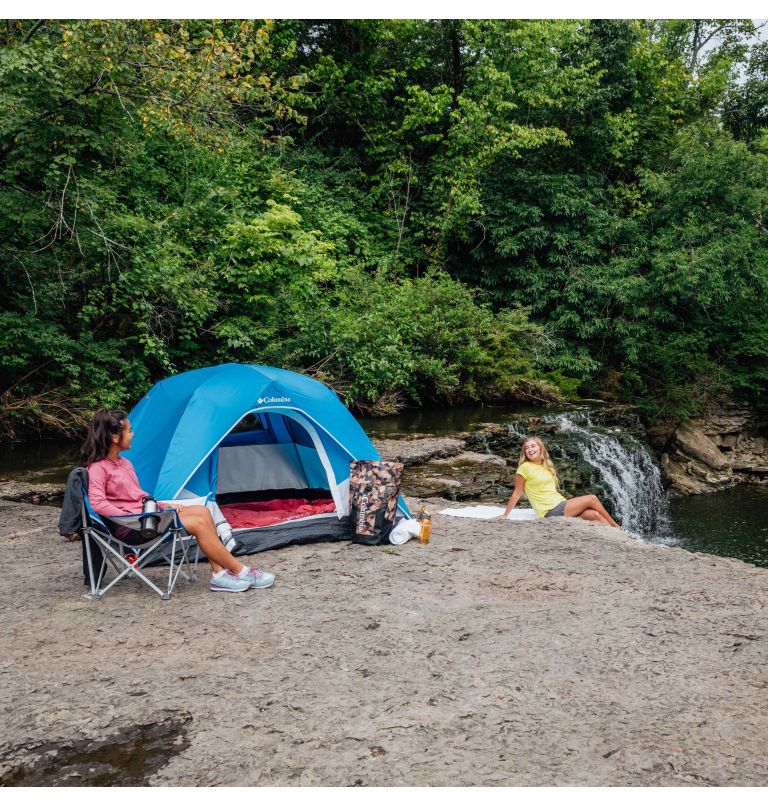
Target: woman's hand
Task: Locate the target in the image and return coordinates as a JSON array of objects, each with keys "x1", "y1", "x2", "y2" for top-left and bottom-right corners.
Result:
[{"x1": 160, "y1": 502, "x2": 185, "y2": 515}]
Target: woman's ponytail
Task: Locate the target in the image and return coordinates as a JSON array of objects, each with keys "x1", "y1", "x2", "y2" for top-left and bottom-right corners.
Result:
[{"x1": 81, "y1": 408, "x2": 127, "y2": 466}]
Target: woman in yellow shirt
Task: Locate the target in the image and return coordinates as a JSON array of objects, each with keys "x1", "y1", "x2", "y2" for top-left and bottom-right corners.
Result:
[{"x1": 498, "y1": 436, "x2": 620, "y2": 527}]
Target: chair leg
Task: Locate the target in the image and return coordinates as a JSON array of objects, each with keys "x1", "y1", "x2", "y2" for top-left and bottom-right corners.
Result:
[
  {"x1": 81, "y1": 524, "x2": 196, "y2": 601},
  {"x1": 182, "y1": 535, "x2": 199, "y2": 584},
  {"x1": 166, "y1": 530, "x2": 198, "y2": 585},
  {"x1": 98, "y1": 538, "x2": 168, "y2": 598},
  {"x1": 166, "y1": 531, "x2": 188, "y2": 595},
  {"x1": 166, "y1": 532, "x2": 177, "y2": 595},
  {"x1": 181, "y1": 544, "x2": 196, "y2": 584},
  {"x1": 83, "y1": 530, "x2": 104, "y2": 601},
  {"x1": 157, "y1": 530, "x2": 192, "y2": 594},
  {"x1": 192, "y1": 542, "x2": 201, "y2": 581}
]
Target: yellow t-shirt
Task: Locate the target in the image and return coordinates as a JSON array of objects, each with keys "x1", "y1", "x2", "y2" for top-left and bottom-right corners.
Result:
[{"x1": 517, "y1": 461, "x2": 566, "y2": 518}]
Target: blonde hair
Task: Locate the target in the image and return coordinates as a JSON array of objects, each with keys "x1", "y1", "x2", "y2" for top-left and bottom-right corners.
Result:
[{"x1": 518, "y1": 436, "x2": 559, "y2": 486}]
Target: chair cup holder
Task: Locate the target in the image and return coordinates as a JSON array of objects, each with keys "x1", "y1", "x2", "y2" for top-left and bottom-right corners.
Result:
[{"x1": 138, "y1": 513, "x2": 160, "y2": 540}]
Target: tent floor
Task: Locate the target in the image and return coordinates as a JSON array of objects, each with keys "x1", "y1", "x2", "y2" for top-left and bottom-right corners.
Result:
[
  {"x1": 217, "y1": 489, "x2": 349, "y2": 553},
  {"x1": 231, "y1": 512, "x2": 351, "y2": 554}
]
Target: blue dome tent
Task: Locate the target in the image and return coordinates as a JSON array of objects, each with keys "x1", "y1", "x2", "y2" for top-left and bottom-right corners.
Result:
[{"x1": 126, "y1": 364, "x2": 409, "y2": 553}]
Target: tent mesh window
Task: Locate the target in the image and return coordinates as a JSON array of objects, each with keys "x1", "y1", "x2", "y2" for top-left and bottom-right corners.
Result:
[{"x1": 229, "y1": 413, "x2": 266, "y2": 434}]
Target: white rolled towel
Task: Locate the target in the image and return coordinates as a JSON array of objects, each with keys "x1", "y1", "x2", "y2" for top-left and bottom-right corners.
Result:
[{"x1": 389, "y1": 518, "x2": 422, "y2": 545}]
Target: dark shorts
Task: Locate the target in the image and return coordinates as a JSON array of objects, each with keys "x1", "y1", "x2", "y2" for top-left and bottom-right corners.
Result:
[
  {"x1": 544, "y1": 501, "x2": 567, "y2": 518},
  {"x1": 104, "y1": 521, "x2": 136, "y2": 543}
]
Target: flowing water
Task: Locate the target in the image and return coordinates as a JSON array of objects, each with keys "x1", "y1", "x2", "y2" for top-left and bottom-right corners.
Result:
[
  {"x1": 537, "y1": 411, "x2": 671, "y2": 539},
  {"x1": 2, "y1": 405, "x2": 766, "y2": 567}
]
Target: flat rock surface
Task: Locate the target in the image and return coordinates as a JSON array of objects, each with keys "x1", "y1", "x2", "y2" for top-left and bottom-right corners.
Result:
[
  {"x1": 0, "y1": 479, "x2": 63, "y2": 505},
  {"x1": 1, "y1": 498, "x2": 768, "y2": 785},
  {"x1": 428, "y1": 451, "x2": 506, "y2": 466},
  {"x1": 372, "y1": 437, "x2": 465, "y2": 466}
]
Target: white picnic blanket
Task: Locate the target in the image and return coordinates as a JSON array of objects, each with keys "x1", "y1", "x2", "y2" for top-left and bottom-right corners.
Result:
[{"x1": 437, "y1": 505, "x2": 537, "y2": 521}]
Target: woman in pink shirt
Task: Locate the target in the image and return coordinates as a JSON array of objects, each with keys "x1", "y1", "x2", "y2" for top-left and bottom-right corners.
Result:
[{"x1": 83, "y1": 408, "x2": 275, "y2": 593}]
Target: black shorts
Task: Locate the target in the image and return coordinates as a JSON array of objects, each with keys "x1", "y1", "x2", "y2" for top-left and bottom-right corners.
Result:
[{"x1": 544, "y1": 501, "x2": 567, "y2": 518}]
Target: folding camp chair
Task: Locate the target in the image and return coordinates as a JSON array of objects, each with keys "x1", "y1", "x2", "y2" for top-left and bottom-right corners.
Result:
[{"x1": 81, "y1": 487, "x2": 200, "y2": 601}]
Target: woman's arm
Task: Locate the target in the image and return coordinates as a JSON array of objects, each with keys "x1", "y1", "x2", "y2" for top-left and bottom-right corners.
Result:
[{"x1": 494, "y1": 473, "x2": 526, "y2": 520}]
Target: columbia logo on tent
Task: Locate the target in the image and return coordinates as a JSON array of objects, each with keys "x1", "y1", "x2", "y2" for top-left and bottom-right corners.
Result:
[{"x1": 257, "y1": 396, "x2": 291, "y2": 405}]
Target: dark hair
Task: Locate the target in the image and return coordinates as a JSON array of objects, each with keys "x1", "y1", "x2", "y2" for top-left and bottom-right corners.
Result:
[{"x1": 81, "y1": 408, "x2": 128, "y2": 466}]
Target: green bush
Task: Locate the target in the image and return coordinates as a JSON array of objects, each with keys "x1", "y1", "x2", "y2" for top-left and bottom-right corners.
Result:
[{"x1": 271, "y1": 269, "x2": 567, "y2": 413}]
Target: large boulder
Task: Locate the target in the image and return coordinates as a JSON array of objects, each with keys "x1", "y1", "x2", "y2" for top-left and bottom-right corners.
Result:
[
  {"x1": 660, "y1": 454, "x2": 732, "y2": 496},
  {"x1": 673, "y1": 422, "x2": 730, "y2": 470},
  {"x1": 659, "y1": 400, "x2": 768, "y2": 492},
  {"x1": 429, "y1": 451, "x2": 507, "y2": 468},
  {"x1": 661, "y1": 422, "x2": 735, "y2": 495},
  {"x1": 691, "y1": 405, "x2": 762, "y2": 437}
]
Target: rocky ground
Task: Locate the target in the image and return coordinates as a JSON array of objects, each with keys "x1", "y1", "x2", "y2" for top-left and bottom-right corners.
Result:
[
  {"x1": 371, "y1": 436, "x2": 514, "y2": 501},
  {"x1": 649, "y1": 401, "x2": 768, "y2": 495},
  {"x1": 1, "y1": 496, "x2": 767, "y2": 786}
]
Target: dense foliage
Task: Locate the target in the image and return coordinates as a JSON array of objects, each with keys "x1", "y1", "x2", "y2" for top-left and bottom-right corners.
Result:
[{"x1": 1, "y1": 19, "x2": 766, "y2": 437}]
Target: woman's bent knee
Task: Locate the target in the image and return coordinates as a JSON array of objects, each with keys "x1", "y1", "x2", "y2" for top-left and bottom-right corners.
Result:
[
  {"x1": 177, "y1": 508, "x2": 211, "y2": 533},
  {"x1": 178, "y1": 506, "x2": 212, "y2": 524}
]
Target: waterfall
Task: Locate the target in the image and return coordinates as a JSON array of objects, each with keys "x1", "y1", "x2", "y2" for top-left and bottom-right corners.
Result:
[
  {"x1": 505, "y1": 421, "x2": 527, "y2": 441},
  {"x1": 543, "y1": 411, "x2": 671, "y2": 540},
  {"x1": 477, "y1": 433, "x2": 494, "y2": 455}
]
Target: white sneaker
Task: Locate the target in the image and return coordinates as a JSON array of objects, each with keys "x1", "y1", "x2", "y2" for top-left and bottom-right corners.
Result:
[
  {"x1": 239, "y1": 565, "x2": 275, "y2": 589},
  {"x1": 210, "y1": 571, "x2": 250, "y2": 592}
]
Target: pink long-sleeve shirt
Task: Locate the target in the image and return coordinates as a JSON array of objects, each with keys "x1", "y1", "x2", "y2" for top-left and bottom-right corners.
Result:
[{"x1": 87, "y1": 456, "x2": 165, "y2": 517}]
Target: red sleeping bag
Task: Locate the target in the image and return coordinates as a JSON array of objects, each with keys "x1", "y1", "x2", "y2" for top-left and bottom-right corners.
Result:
[{"x1": 219, "y1": 498, "x2": 337, "y2": 529}]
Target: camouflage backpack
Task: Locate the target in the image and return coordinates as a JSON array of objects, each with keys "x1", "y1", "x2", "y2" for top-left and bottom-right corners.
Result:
[{"x1": 348, "y1": 460, "x2": 404, "y2": 545}]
